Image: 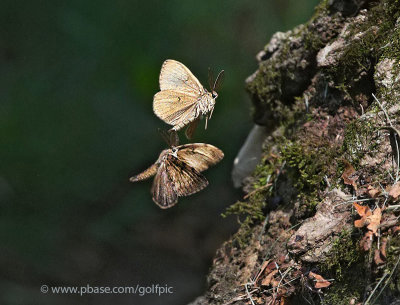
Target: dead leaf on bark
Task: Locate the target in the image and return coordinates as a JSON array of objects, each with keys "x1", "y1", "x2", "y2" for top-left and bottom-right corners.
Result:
[
  {"x1": 367, "y1": 185, "x2": 380, "y2": 198},
  {"x1": 387, "y1": 182, "x2": 400, "y2": 200},
  {"x1": 380, "y1": 237, "x2": 387, "y2": 258},
  {"x1": 374, "y1": 249, "x2": 385, "y2": 265},
  {"x1": 308, "y1": 271, "x2": 331, "y2": 288},
  {"x1": 366, "y1": 207, "x2": 382, "y2": 235},
  {"x1": 353, "y1": 203, "x2": 372, "y2": 228},
  {"x1": 353, "y1": 203, "x2": 382, "y2": 235},
  {"x1": 342, "y1": 160, "x2": 358, "y2": 190},
  {"x1": 360, "y1": 231, "x2": 373, "y2": 251},
  {"x1": 261, "y1": 269, "x2": 279, "y2": 286},
  {"x1": 254, "y1": 260, "x2": 270, "y2": 284}
]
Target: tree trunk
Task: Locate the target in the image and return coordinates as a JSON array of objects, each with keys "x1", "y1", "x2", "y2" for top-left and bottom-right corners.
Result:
[{"x1": 190, "y1": 0, "x2": 400, "y2": 304}]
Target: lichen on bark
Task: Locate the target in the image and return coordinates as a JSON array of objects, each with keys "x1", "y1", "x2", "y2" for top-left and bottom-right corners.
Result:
[{"x1": 190, "y1": 0, "x2": 400, "y2": 304}]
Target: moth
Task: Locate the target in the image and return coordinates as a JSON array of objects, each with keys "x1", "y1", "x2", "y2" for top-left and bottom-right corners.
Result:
[
  {"x1": 153, "y1": 59, "x2": 224, "y2": 139},
  {"x1": 130, "y1": 130, "x2": 224, "y2": 208}
]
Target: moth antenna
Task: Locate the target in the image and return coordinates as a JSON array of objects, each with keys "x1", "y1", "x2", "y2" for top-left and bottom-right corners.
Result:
[
  {"x1": 208, "y1": 67, "x2": 214, "y2": 92},
  {"x1": 213, "y1": 70, "x2": 225, "y2": 92}
]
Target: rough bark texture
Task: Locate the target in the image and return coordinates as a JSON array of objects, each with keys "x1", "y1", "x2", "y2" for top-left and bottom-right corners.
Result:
[{"x1": 190, "y1": 0, "x2": 400, "y2": 304}]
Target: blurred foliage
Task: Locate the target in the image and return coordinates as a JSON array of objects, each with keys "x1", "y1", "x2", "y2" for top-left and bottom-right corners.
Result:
[{"x1": 0, "y1": 0, "x2": 318, "y2": 304}]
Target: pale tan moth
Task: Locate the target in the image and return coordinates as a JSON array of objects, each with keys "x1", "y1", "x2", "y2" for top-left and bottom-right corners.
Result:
[{"x1": 153, "y1": 60, "x2": 224, "y2": 139}]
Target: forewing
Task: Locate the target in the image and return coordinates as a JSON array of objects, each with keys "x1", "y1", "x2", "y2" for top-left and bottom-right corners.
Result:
[
  {"x1": 165, "y1": 155, "x2": 208, "y2": 197},
  {"x1": 151, "y1": 162, "x2": 178, "y2": 209},
  {"x1": 129, "y1": 163, "x2": 158, "y2": 182},
  {"x1": 159, "y1": 59, "x2": 203, "y2": 94},
  {"x1": 153, "y1": 90, "x2": 199, "y2": 130},
  {"x1": 176, "y1": 144, "x2": 224, "y2": 172}
]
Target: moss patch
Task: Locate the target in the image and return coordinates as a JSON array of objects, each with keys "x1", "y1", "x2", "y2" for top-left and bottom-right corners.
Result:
[{"x1": 321, "y1": 230, "x2": 366, "y2": 305}]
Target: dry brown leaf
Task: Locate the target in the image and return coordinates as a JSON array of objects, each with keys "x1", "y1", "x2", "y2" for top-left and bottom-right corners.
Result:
[
  {"x1": 309, "y1": 271, "x2": 332, "y2": 288},
  {"x1": 367, "y1": 185, "x2": 380, "y2": 198},
  {"x1": 353, "y1": 203, "x2": 372, "y2": 228},
  {"x1": 360, "y1": 231, "x2": 373, "y2": 251},
  {"x1": 342, "y1": 160, "x2": 358, "y2": 190},
  {"x1": 387, "y1": 182, "x2": 400, "y2": 200},
  {"x1": 353, "y1": 202, "x2": 371, "y2": 217},
  {"x1": 374, "y1": 249, "x2": 385, "y2": 265},
  {"x1": 353, "y1": 204, "x2": 381, "y2": 235},
  {"x1": 261, "y1": 269, "x2": 278, "y2": 286},
  {"x1": 278, "y1": 255, "x2": 286, "y2": 265},
  {"x1": 380, "y1": 237, "x2": 387, "y2": 258},
  {"x1": 366, "y1": 207, "x2": 382, "y2": 235},
  {"x1": 254, "y1": 260, "x2": 270, "y2": 284}
]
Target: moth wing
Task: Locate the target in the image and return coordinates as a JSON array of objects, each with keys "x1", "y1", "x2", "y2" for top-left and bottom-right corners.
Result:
[
  {"x1": 165, "y1": 155, "x2": 208, "y2": 197},
  {"x1": 129, "y1": 163, "x2": 158, "y2": 182},
  {"x1": 158, "y1": 129, "x2": 180, "y2": 147},
  {"x1": 177, "y1": 144, "x2": 224, "y2": 172},
  {"x1": 153, "y1": 90, "x2": 199, "y2": 130},
  {"x1": 185, "y1": 117, "x2": 200, "y2": 140},
  {"x1": 151, "y1": 162, "x2": 178, "y2": 209},
  {"x1": 159, "y1": 59, "x2": 204, "y2": 94}
]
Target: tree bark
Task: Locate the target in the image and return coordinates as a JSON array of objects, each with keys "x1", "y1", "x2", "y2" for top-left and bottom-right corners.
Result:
[{"x1": 190, "y1": 0, "x2": 400, "y2": 304}]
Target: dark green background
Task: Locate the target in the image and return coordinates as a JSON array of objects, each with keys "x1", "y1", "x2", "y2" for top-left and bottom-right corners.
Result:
[{"x1": 0, "y1": 0, "x2": 318, "y2": 304}]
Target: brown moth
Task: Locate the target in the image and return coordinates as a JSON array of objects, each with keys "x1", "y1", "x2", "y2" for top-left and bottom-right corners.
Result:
[
  {"x1": 153, "y1": 59, "x2": 224, "y2": 139},
  {"x1": 129, "y1": 130, "x2": 224, "y2": 208}
]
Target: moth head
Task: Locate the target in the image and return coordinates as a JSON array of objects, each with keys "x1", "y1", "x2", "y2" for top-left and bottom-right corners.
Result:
[
  {"x1": 208, "y1": 68, "x2": 224, "y2": 97},
  {"x1": 171, "y1": 147, "x2": 178, "y2": 155}
]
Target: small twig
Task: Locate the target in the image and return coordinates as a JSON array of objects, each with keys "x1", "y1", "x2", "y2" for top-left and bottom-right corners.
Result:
[
  {"x1": 372, "y1": 93, "x2": 392, "y2": 126},
  {"x1": 261, "y1": 275, "x2": 302, "y2": 294},
  {"x1": 334, "y1": 197, "x2": 376, "y2": 208},
  {"x1": 276, "y1": 267, "x2": 293, "y2": 294},
  {"x1": 372, "y1": 93, "x2": 400, "y2": 182},
  {"x1": 244, "y1": 183, "x2": 272, "y2": 199},
  {"x1": 364, "y1": 272, "x2": 389, "y2": 305},
  {"x1": 385, "y1": 204, "x2": 400, "y2": 210},
  {"x1": 245, "y1": 283, "x2": 256, "y2": 305},
  {"x1": 258, "y1": 215, "x2": 269, "y2": 242},
  {"x1": 370, "y1": 254, "x2": 400, "y2": 304}
]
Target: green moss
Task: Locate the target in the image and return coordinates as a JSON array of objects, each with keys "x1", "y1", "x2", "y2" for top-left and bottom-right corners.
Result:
[
  {"x1": 341, "y1": 119, "x2": 377, "y2": 166},
  {"x1": 322, "y1": 230, "x2": 362, "y2": 279},
  {"x1": 324, "y1": 0, "x2": 400, "y2": 101},
  {"x1": 281, "y1": 142, "x2": 325, "y2": 191},
  {"x1": 222, "y1": 153, "x2": 279, "y2": 247},
  {"x1": 280, "y1": 140, "x2": 328, "y2": 211},
  {"x1": 322, "y1": 282, "x2": 363, "y2": 305},
  {"x1": 321, "y1": 230, "x2": 365, "y2": 305},
  {"x1": 222, "y1": 197, "x2": 266, "y2": 247},
  {"x1": 380, "y1": 235, "x2": 400, "y2": 300}
]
